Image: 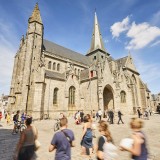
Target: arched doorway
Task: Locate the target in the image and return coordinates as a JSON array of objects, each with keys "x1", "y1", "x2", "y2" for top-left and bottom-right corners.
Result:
[{"x1": 103, "y1": 85, "x2": 114, "y2": 110}]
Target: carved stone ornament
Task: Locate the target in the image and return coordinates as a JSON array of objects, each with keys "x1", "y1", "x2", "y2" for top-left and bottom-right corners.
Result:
[
  {"x1": 39, "y1": 53, "x2": 45, "y2": 67},
  {"x1": 124, "y1": 72, "x2": 131, "y2": 88}
]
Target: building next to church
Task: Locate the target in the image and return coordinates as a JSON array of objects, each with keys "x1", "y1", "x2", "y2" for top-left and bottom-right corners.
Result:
[
  {"x1": 151, "y1": 93, "x2": 160, "y2": 112},
  {"x1": 0, "y1": 94, "x2": 9, "y2": 111},
  {"x1": 8, "y1": 4, "x2": 153, "y2": 119}
]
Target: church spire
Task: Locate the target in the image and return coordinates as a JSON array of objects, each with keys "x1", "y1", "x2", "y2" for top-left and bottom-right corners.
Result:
[
  {"x1": 29, "y1": 3, "x2": 42, "y2": 24},
  {"x1": 89, "y1": 12, "x2": 106, "y2": 53}
]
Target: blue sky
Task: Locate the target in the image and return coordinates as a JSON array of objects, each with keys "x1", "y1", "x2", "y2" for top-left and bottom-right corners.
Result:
[{"x1": 0, "y1": 0, "x2": 160, "y2": 95}]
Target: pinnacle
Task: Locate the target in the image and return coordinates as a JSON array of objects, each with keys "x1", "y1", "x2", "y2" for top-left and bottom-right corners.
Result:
[{"x1": 29, "y1": 3, "x2": 42, "y2": 24}]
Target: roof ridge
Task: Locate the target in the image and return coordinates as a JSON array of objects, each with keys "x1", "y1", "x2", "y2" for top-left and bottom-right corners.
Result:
[
  {"x1": 43, "y1": 39, "x2": 84, "y2": 56},
  {"x1": 115, "y1": 56, "x2": 128, "y2": 61}
]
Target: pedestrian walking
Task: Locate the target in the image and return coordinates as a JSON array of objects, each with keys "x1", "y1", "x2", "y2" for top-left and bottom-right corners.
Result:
[
  {"x1": 110, "y1": 110, "x2": 114, "y2": 124},
  {"x1": 117, "y1": 110, "x2": 124, "y2": 124},
  {"x1": 96, "y1": 111, "x2": 99, "y2": 121},
  {"x1": 21, "y1": 112, "x2": 26, "y2": 123},
  {"x1": 120, "y1": 118, "x2": 148, "y2": 160},
  {"x1": 14, "y1": 116, "x2": 38, "y2": 160},
  {"x1": 75, "y1": 111, "x2": 81, "y2": 124},
  {"x1": 98, "y1": 109, "x2": 103, "y2": 121},
  {"x1": 12, "y1": 110, "x2": 20, "y2": 134},
  {"x1": 49, "y1": 117, "x2": 75, "y2": 160},
  {"x1": 137, "y1": 108, "x2": 142, "y2": 118},
  {"x1": 81, "y1": 115, "x2": 93, "y2": 156},
  {"x1": 6, "y1": 112, "x2": 11, "y2": 124},
  {"x1": 96, "y1": 120, "x2": 117, "y2": 160}
]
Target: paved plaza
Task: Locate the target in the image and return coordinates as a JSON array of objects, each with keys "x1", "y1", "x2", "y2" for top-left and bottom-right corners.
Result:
[{"x1": 0, "y1": 114, "x2": 160, "y2": 160}]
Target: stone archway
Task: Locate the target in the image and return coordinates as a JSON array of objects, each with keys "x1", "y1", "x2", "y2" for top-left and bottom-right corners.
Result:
[{"x1": 103, "y1": 85, "x2": 114, "y2": 110}]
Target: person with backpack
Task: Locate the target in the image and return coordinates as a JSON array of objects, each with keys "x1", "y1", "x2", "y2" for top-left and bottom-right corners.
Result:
[
  {"x1": 96, "y1": 121, "x2": 117, "y2": 160},
  {"x1": 12, "y1": 110, "x2": 20, "y2": 134},
  {"x1": 49, "y1": 117, "x2": 75, "y2": 160}
]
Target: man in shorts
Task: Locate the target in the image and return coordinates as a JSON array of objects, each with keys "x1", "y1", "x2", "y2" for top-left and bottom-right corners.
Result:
[{"x1": 49, "y1": 117, "x2": 75, "y2": 160}]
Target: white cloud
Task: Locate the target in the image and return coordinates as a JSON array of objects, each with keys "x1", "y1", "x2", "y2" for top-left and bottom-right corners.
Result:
[
  {"x1": 126, "y1": 22, "x2": 160, "y2": 50},
  {"x1": 110, "y1": 16, "x2": 130, "y2": 38},
  {"x1": 150, "y1": 40, "x2": 160, "y2": 47},
  {"x1": 111, "y1": 15, "x2": 160, "y2": 50}
]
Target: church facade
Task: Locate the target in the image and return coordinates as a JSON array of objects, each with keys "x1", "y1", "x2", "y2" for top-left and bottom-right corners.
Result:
[{"x1": 8, "y1": 4, "x2": 152, "y2": 119}]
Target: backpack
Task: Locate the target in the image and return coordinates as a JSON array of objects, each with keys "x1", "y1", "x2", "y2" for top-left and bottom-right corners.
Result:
[
  {"x1": 102, "y1": 136, "x2": 118, "y2": 160},
  {"x1": 13, "y1": 114, "x2": 17, "y2": 121}
]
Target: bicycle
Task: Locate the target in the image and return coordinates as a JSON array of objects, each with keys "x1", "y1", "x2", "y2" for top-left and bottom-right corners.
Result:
[
  {"x1": 15, "y1": 121, "x2": 26, "y2": 133},
  {"x1": 54, "y1": 119, "x2": 60, "y2": 131}
]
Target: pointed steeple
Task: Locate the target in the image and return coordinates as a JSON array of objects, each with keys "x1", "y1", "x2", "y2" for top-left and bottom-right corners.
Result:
[
  {"x1": 29, "y1": 3, "x2": 42, "y2": 24},
  {"x1": 89, "y1": 12, "x2": 106, "y2": 53}
]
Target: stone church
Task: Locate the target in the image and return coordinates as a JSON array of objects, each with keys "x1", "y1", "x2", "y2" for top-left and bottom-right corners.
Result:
[{"x1": 8, "y1": 4, "x2": 151, "y2": 119}]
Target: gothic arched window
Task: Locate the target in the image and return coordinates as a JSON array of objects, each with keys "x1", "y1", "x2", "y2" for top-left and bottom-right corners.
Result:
[
  {"x1": 57, "y1": 63, "x2": 60, "y2": 71},
  {"x1": 48, "y1": 61, "x2": 51, "y2": 69},
  {"x1": 53, "y1": 62, "x2": 56, "y2": 70},
  {"x1": 53, "y1": 88, "x2": 58, "y2": 104},
  {"x1": 69, "y1": 86, "x2": 75, "y2": 105},
  {"x1": 120, "y1": 91, "x2": 126, "y2": 103}
]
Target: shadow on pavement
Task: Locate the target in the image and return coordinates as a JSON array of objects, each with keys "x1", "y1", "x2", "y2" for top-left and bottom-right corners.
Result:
[{"x1": 0, "y1": 128, "x2": 37, "y2": 160}]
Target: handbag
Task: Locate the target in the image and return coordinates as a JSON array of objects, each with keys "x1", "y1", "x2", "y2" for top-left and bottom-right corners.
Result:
[
  {"x1": 34, "y1": 139, "x2": 41, "y2": 151},
  {"x1": 103, "y1": 136, "x2": 118, "y2": 160},
  {"x1": 32, "y1": 126, "x2": 41, "y2": 151}
]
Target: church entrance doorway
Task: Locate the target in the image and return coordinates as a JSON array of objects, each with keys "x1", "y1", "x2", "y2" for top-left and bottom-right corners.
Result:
[{"x1": 103, "y1": 85, "x2": 114, "y2": 110}]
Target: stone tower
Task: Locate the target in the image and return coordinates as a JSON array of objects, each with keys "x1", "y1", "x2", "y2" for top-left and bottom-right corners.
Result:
[
  {"x1": 8, "y1": 3, "x2": 45, "y2": 117},
  {"x1": 86, "y1": 12, "x2": 112, "y2": 110}
]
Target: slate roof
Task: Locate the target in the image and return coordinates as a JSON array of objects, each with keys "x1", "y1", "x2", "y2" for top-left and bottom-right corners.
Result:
[
  {"x1": 43, "y1": 39, "x2": 91, "y2": 66},
  {"x1": 45, "y1": 70, "x2": 65, "y2": 81}
]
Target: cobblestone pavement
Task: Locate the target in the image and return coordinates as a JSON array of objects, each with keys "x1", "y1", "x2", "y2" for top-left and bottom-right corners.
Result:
[{"x1": 0, "y1": 114, "x2": 160, "y2": 160}]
